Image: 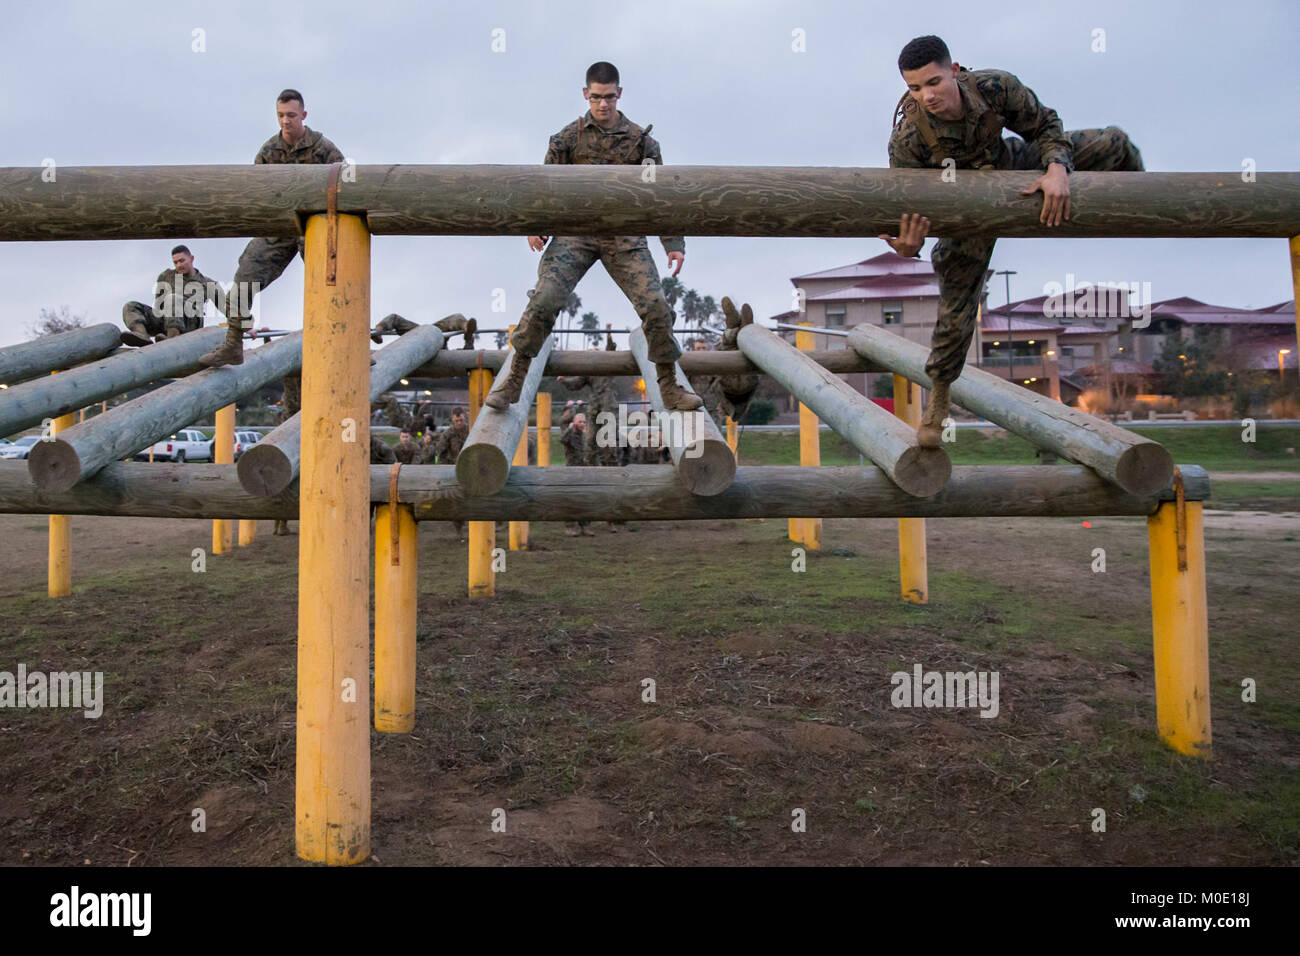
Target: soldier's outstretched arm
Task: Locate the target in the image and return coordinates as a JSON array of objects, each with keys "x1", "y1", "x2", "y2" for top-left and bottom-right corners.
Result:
[
  {"x1": 644, "y1": 134, "x2": 685, "y2": 272},
  {"x1": 877, "y1": 213, "x2": 931, "y2": 258}
]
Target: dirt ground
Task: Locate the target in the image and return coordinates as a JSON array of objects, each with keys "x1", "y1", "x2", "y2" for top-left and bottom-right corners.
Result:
[{"x1": 0, "y1": 506, "x2": 1296, "y2": 866}]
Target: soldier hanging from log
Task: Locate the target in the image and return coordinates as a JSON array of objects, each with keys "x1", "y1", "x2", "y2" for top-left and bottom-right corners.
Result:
[
  {"x1": 121, "y1": 245, "x2": 226, "y2": 347},
  {"x1": 687, "y1": 297, "x2": 760, "y2": 429},
  {"x1": 878, "y1": 35, "x2": 1143, "y2": 447},
  {"x1": 486, "y1": 61, "x2": 702, "y2": 414}
]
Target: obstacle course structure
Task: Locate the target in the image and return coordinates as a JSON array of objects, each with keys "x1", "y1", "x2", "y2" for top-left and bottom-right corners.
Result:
[{"x1": 3, "y1": 161, "x2": 1299, "y2": 865}]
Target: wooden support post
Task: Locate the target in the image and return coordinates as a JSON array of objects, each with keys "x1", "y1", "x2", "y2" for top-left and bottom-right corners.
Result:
[
  {"x1": 238, "y1": 519, "x2": 257, "y2": 545},
  {"x1": 467, "y1": 368, "x2": 494, "y2": 598},
  {"x1": 374, "y1": 502, "x2": 416, "y2": 734},
  {"x1": 726, "y1": 416, "x2": 738, "y2": 457},
  {"x1": 1146, "y1": 480, "x2": 1211, "y2": 757},
  {"x1": 508, "y1": 417, "x2": 529, "y2": 551},
  {"x1": 894, "y1": 375, "x2": 928, "y2": 604},
  {"x1": 47, "y1": 372, "x2": 73, "y2": 598},
  {"x1": 795, "y1": 323, "x2": 821, "y2": 550},
  {"x1": 212, "y1": 403, "x2": 235, "y2": 554},
  {"x1": 1290, "y1": 236, "x2": 1300, "y2": 356},
  {"x1": 295, "y1": 212, "x2": 371, "y2": 864},
  {"x1": 536, "y1": 393, "x2": 551, "y2": 466}
]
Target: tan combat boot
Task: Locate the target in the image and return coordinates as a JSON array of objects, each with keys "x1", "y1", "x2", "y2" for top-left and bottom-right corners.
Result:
[
  {"x1": 484, "y1": 353, "x2": 532, "y2": 410},
  {"x1": 198, "y1": 322, "x2": 245, "y2": 368},
  {"x1": 655, "y1": 363, "x2": 704, "y2": 411},
  {"x1": 120, "y1": 322, "x2": 152, "y2": 347},
  {"x1": 916, "y1": 382, "x2": 950, "y2": 448}
]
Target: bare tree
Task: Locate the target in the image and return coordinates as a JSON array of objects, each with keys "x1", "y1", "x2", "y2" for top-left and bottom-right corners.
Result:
[{"x1": 28, "y1": 305, "x2": 88, "y2": 338}]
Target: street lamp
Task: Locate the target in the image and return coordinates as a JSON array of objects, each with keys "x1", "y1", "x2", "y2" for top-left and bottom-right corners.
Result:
[
  {"x1": 995, "y1": 270, "x2": 1017, "y2": 384},
  {"x1": 1281, "y1": 348, "x2": 1292, "y2": 382}
]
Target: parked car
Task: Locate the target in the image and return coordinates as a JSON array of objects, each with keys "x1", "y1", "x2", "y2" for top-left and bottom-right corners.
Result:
[
  {"x1": 207, "y1": 430, "x2": 263, "y2": 462},
  {"x1": 137, "y1": 429, "x2": 213, "y2": 463},
  {"x1": 0, "y1": 435, "x2": 43, "y2": 460}
]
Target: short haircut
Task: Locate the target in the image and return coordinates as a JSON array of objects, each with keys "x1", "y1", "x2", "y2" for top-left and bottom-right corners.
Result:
[
  {"x1": 170, "y1": 244, "x2": 191, "y2": 257},
  {"x1": 452, "y1": 406, "x2": 467, "y2": 417},
  {"x1": 277, "y1": 88, "x2": 305, "y2": 108},
  {"x1": 585, "y1": 61, "x2": 619, "y2": 87},
  {"x1": 898, "y1": 36, "x2": 951, "y2": 72}
]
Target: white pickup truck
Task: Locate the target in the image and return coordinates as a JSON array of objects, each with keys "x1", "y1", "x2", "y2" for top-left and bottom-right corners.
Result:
[{"x1": 137, "y1": 429, "x2": 214, "y2": 463}]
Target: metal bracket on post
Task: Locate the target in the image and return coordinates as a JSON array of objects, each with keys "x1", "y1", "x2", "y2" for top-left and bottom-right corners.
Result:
[
  {"x1": 1173, "y1": 465, "x2": 1187, "y2": 572},
  {"x1": 325, "y1": 163, "x2": 342, "y2": 286},
  {"x1": 388, "y1": 462, "x2": 402, "y2": 565}
]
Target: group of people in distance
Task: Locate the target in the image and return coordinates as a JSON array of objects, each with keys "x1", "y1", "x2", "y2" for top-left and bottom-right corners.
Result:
[{"x1": 119, "y1": 33, "x2": 1143, "y2": 460}]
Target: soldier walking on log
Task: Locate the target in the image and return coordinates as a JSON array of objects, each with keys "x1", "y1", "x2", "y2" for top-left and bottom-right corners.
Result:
[
  {"x1": 879, "y1": 35, "x2": 1143, "y2": 447},
  {"x1": 486, "y1": 61, "x2": 702, "y2": 414}
]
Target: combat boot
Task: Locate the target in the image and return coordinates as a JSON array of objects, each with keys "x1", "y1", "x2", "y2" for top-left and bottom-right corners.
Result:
[
  {"x1": 166, "y1": 327, "x2": 181, "y2": 339},
  {"x1": 916, "y1": 382, "x2": 950, "y2": 449},
  {"x1": 655, "y1": 363, "x2": 704, "y2": 412},
  {"x1": 198, "y1": 322, "x2": 245, "y2": 368},
  {"x1": 120, "y1": 322, "x2": 152, "y2": 347},
  {"x1": 484, "y1": 353, "x2": 532, "y2": 410}
]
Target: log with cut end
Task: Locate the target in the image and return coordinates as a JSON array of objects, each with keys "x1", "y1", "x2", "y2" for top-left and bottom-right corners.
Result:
[{"x1": 0, "y1": 323, "x2": 122, "y2": 387}]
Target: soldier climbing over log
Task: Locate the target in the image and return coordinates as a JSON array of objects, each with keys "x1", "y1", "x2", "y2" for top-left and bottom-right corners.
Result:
[
  {"x1": 878, "y1": 35, "x2": 1144, "y2": 447},
  {"x1": 121, "y1": 245, "x2": 226, "y2": 347},
  {"x1": 486, "y1": 61, "x2": 702, "y2": 414}
]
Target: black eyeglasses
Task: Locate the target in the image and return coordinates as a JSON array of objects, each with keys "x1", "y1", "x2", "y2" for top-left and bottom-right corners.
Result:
[{"x1": 587, "y1": 92, "x2": 619, "y2": 103}]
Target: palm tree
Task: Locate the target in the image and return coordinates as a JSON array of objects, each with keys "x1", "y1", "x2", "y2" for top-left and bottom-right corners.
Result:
[
  {"x1": 561, "y1": 292, "x2": 582, "y2": 349},
  {"x1": 580, "y1": 311, "x2": 601, "y2": 347},
  {"x1": 661, "y1": 276, "x2": 684, "y2": 311}
]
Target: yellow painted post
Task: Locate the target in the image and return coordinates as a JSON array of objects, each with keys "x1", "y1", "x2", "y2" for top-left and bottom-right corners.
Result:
[
  {"x1": 467, "y1": 367, "x2": 495, "y2": 598},
  {"x1": 48, "y1": 372, "x2": 73, "y2": 598},
  {"x1": 537, "y1": 392, "x2": 551, "y2": 466},
  {"x1": 509, "y1": 423, "x2": 529, "y2": 550},
  {"x1": 725, "y1": 415, "x2": 738, "y2": 458},
  {"x1": 212, "y1": 403, "x2": 235, "y2": 554},
  {"x1": 1147, "y1": 493, "x2": 1211, "y2": 757},
  {"x1": 238, "y1": 519, "x2": 257, "y2": 545},
  {"x1": 296, "y1": 212, "x2": 371, "y2": 864},
  {"x1": 1290, "y1": 236, "x2": 1300, "y2": 356},
  {"x1": 893, "y1": 375, "x2": 928, "y2": 603},
  {"x1": 374, "y1": 502, "x2": 417, "y2": 734},
  {"x1": 793, "y1": 323, "x2": 821, "y2": 550}
]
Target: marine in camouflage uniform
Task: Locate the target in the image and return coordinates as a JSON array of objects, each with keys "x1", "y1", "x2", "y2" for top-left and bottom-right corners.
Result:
[
  {"x1": 199, "y1": 93, "x2": 345, "y2": 369},
  {"x1": 885, "y1": 44, "x2": 1143, "y2": 444},
  {"x1": 393, "y1": 433, "x2": 420, "y2": 464},
  {"x1": 370, "y1": 435, "x2": 397, "y2": 465},
  {"x1": 122, "y1": 264, "x2": 225, "y2": 346},
  {"x1": 432, "y1": 407, "x2": 470, "y2": 540},
  {"x1": 487, "y1": 98, "x2": 701, "y2": 413},
  {"x1": 686, "y1": 297, "x2": 760, "y2": 429},
  {"x1": 558, "y1": 371, "x2": 620, "y2": 467},
  {"x1": 558, "y1": 415, "x2": 593, "y2": 536}
]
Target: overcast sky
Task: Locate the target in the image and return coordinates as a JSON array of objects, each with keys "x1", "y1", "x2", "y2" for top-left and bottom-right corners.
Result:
[{"x1": 1, "y1": 0, "x2": 1296, "y2": 348}]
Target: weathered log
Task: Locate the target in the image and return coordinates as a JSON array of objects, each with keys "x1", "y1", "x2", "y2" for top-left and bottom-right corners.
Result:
[
  {"x1": 237, "y1": 325, "x2": 446, "y2": 496},
  {"x1": 409, "y1": 347, "x2": 879, "y2": 378},
  {"x1": 0, "y1": 327, "x2": 225, "y2": 438},
  {"x1": 737, "y1": 324, "x2": 950, "y2": 497},
  {"x1": 0, "y1": 461, "x2": 1211, "y2": 520},
  {"x1": 1, "y1": 166, "x2": 1296, "y2": 240},
  {"x1": 846, "y1": 325, "x2": 1174, "y2": 496},
  {"x1": 629, "y1": 328, "x2": 736, "y2": 496},
  {"x1": 456, "y1": 336, "x2": 555, "y2": 495},
  {"x1": 27, "y1": 333, "x2": 302, "y2": 492},
  {"x1": 0, "y1": 323, "x2": 122, "y2": 387}
]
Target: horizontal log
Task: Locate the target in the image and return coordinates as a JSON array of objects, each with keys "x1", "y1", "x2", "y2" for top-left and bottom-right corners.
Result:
[
  {"x1": 410, "y1": 347, "x2": 879, "y2": 378},
  {"x1": 738, "y1": 324, "x2": 949, "y2": 497},
  {"x1": 27, "y1": 333, "x2": 301, "y2": 492},
  {"x1": 0, "y1": 327, "x2": 225, "y2": 438},
  {"x1": 847, "y1": 325, "x2": 1175, "y2": 496},
  {"x1": 0, "y1": 461, "x2": 1211, "y2": 520},
  {"x1": 630, "y1": 328, "x2": 736, "y2": 496},
  {"x1": 237, "y1": 325, "x2": 446, "y2": 496},
  {"x1": 2, "y1": 166, "x2": 1296, "y2": 241},
  {"x1": 456, "y1": 336, "x2": 554, "y2": 495},
  {"x1": 0, "y1": 323, "x2": 122, "y2": 387}
]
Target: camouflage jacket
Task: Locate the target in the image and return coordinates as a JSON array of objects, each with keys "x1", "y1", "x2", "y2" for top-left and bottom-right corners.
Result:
[
  {"x1": 559, "y1": 424, "x2": 587, "y2": 466},
  {"x1": 393, "y1": 439, "x2": 420, "y2": 464},
  {"x1": 255, "y1": 127, "x2": 344, "y2": 166},
  {"x1": 888, "y1": 69, "x2": 1073, "y2": 172},
  {"x1": 545, "y1": 111, "x2": 683, "y2": 254},
  {"x1": 432, "y1": 424, "x2": 468, "y2": 464},
  {"x1": 370, "y1": 435, "x2": 397, "y2": 464},
  {"x1": 151, "y1": 266, "x2": 225, "y2": 327},
  {"x1": 559, "y1": 374, "x2": 619, "y2": 421}
]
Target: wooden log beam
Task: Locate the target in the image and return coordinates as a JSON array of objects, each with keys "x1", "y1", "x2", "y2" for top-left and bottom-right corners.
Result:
[
  {"x1": 629, "y1": 328, "x2": 736, "y2": 496},
  {"x1": 0, "y1": 327, "x2": 225, "y2": 438},
  {"x1": 0, "y1": 323, "x2": 122, "y2": 387},
  {"x1": 847, "y1": 325, "x2": 1174, "y2": 496},
  {"x1": 409, "y1": 347, "x2": 879, "y2": 379},
  {"x1": 237, "y1": 325, "x2": 445, "y2": 496},
  {"x1": 737, "y1": 324, "x2": 950, "y2": 497},
  {"x1": 0, "y1": 461, "x2": 1211, "y2": 520},
  {"x1": 27, "y1": 332, "x2": 301, "y2": 492},
  {"x1": 2, "y1": 166, "x2": 1297, "y2": 240},
  {"x1": 456, "y1": 336, "x2": 555, "y2": 495}
]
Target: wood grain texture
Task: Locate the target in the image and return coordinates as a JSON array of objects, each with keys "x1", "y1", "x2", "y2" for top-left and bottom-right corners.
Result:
[
  {"x1": 2, "y1": 166, "x2": 1295, "y2": 240},
  {"x1": 409, "y1": 348, "x2": 880, "y2": 378}
]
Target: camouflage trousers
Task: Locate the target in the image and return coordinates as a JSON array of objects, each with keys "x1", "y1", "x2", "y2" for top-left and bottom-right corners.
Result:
[
  {"x1": 227, "y1": 236, "x2": 305, "y2": 329},
  {"x1": 122, "y1": 301, "x2": 199, "y2": 338},
  {"x1": 509, "y1": 237, "x2": 682, "y2": 363},
  {"x1": 583, "y1": 406, "x2": 621, "y2": 467},
  {"x1": 279, "y1": 370, "x2": 302, "y2": 421},
  {"x1": 927, "y1": 127, "x2": 1145, "y2": 386}
]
